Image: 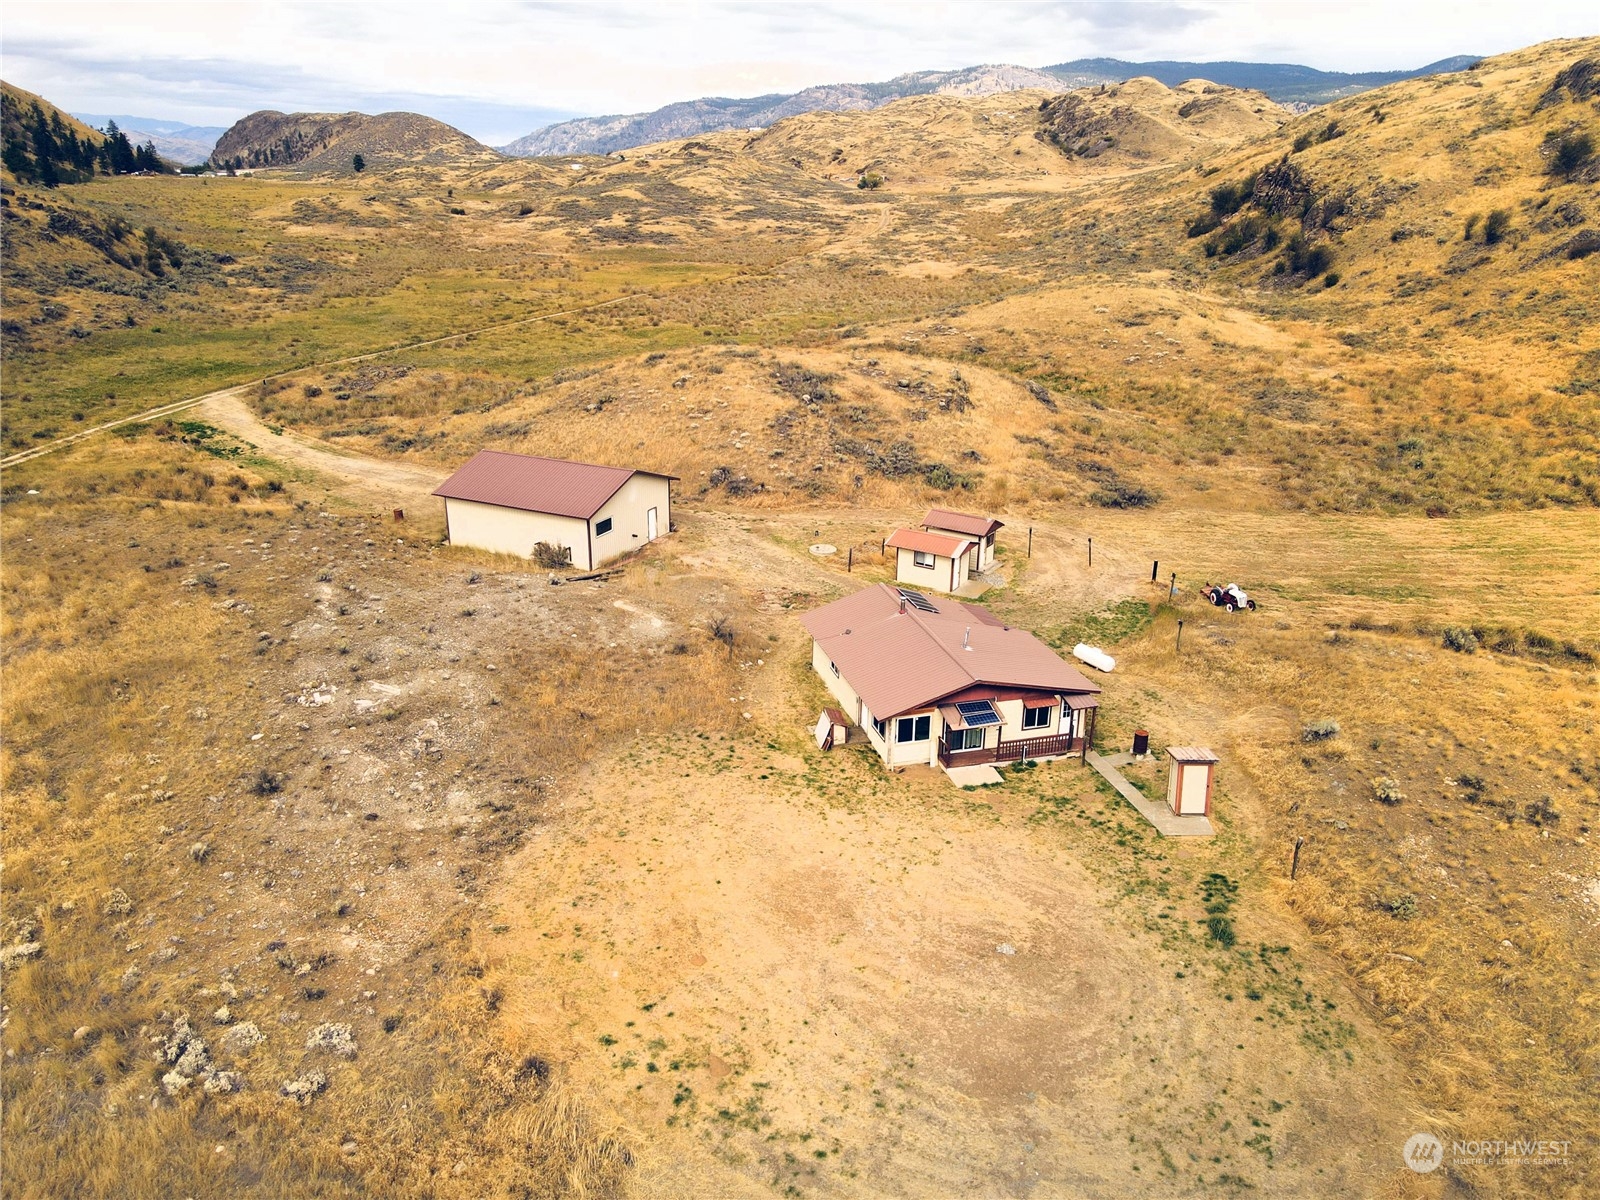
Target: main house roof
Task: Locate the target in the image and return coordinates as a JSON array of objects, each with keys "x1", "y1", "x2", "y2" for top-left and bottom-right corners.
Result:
[
  {"x1": 922, "y1": 507, "x2": 1004, "y2": 538},
  {"x1": 800, "y1": 584, "x2": 1099, "y2": 719},
  {"x1": 433, "y1": 450, "x2": 673, "y2": 520},
  {"x1": 885, "y1": 527, "x2": 971, "y2": 557}
]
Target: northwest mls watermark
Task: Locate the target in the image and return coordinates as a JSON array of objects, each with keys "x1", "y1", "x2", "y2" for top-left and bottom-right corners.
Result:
[{"x1": 1404, "y1": 1131, "x2": 1575, "y2": 1173}]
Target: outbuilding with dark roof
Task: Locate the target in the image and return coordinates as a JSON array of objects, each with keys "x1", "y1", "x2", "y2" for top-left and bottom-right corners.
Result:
[{"x1": 434, "y1": 450, "x2": 674, "y2": 568}]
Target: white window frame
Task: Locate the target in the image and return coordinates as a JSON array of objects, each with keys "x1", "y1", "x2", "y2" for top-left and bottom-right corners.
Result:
[
  {"x1": 912, "y1": 550, "x2": 935, "y2": 569},
  {"x1": 1022, "y1": 704, "x2": 1053, "y2": 731},
  {"x1": 595, "y1": 517, "x2": 613, "y2": 536},
  {"x1": 896, "y1": 714, "x2": 931, "y2": 743}
]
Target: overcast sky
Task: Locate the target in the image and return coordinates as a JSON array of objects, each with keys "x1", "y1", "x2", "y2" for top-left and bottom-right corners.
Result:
[{"x1": 3, "y1": 1, "x2": 1595, "y2": 144}]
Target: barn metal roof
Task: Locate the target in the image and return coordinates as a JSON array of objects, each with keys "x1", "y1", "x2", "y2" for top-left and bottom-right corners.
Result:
[
  {"x1": 799, "y1": 583, "x2": 1100, "y2": 720},
  {"x1": 433, "y1": 450, "x2": 674, "y2": 520},
  {"x1": 922, "y1": 507, "x2": 1004, "y2": 538},
  {"x1": 886, "y1": 527, "x2": 972, "y2": 557}
]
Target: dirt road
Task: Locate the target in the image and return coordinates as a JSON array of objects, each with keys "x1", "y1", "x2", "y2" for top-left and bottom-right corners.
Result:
[{"x1": 198, "y1": 391, "x2": 448, "y2": 518}]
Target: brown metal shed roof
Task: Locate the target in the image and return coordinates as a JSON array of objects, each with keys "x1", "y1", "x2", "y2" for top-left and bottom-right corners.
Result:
[
  {"x1": 922, "y1": 507, "x2": 1004, "y2": 538},
  {"x1": 886, "y1": 527, "x2": 971, "y2": 557},
  {"x1": 1167, "y1": 746, "x2": 1220, "y2": 763},
  {"x1": 432, "y1": 450, "x2": 673, "y2": 520},
  {"x1": 799, "y1": 584, "x2": 1100, "y2": 720}
]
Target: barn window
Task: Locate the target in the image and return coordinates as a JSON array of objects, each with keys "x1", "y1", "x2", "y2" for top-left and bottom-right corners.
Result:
[
  {"x1": 1022, "y1": 704, "x2": 1052, "y2": 730},
  {"x1": 896, "y1": 714, "x2": 931, "y2": 743},
  {"x1": 913, "y1": 550, "x2": 935, "y2": 569},
  {"x1": 595, "y1": 517, "x2": 613, "y2": 536}
]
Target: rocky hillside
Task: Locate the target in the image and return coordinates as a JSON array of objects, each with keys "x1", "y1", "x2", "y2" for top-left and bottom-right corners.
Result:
[
  {"x1": 1043, "y1": 55, "x2": 1481, "y2": 105},
  {"x1": 1039, "y1": 77, "x2": 1286, "y2": 162},
  {"x1": 210, "y1": 109, "x2": 498, "y2": 172},
  {"x1": 501, "y1": 64, "x2": 1073, "y2": 157},
  {"x1": 502, "y1": 55, "x2": 1479, "y2": 158}
]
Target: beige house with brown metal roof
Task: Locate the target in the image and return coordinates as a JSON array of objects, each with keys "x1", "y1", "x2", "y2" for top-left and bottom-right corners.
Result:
[
  {"x1": 801, "y1": 583, "x2": 1100, "y2": 777},
  {"x1": 922, "y1": 507, "x2": 1003, "y2": 573},
  {"x1": 434, "y1": 450, "x2": 674, "y2": 569},
  {"x1": 886, "y1": 527, "x2": 975, "y2": 594}
]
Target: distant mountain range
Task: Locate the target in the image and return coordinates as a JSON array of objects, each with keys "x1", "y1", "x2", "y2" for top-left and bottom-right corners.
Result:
[
  {"x1": 57, "y1": 53, "x2": 1481, "y2": 170},
  {"x1": 500, "y1": 54, "x2": 1480, "y2": 157},
  {"x1": 499, "y1": 64, "x2": 1067, "y2": 157},
  {"x1": 1040, "y1": 55, "x2": 1483, "y2": 105},
  {"x1": 73, "y1": 112, "x2": 229, "y2": 165}
]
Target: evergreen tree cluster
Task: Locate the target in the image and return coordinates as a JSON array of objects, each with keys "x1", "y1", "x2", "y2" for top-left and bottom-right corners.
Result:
[{"x1": 1, "y1": 102, "x2": 168, "y2": 187}]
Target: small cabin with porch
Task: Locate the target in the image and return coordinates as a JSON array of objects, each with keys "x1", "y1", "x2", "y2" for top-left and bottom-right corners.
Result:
[
  {"x1": 800, "y1": 583, "x2": 1100, "y2": 777},
  {"x1": 886, "y1": 527, "x2": 976, "y2": 595},
  {"x1": 922, "y1": 508, "x2": 1003, "y2": 574}
]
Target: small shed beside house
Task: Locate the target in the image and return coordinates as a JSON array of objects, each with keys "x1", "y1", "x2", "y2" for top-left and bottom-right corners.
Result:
[
  {"x1": 1166, "y1": 746, "x2": 1219, "y2": 817},
  {"x1": 922, "y1": 508, "x2": 1003, "y2": 574},
  {"x1": 887, "y1": 527, "x2": 975, "y2": 595},
  {"x1": 433, "y1": 450, "x2": 674, "y2": 569}
]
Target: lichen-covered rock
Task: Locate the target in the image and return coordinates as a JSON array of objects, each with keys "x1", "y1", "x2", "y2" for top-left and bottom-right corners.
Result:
[
  {"x1": 221, "y1": 1022, "x2": 265, "y2": 1055},
  {"x1": 213, "y1": 1005, "x2": 232, "y2": 1025},
  {"x1": 202, "y1": 1070, "x2": 241, "y2": 1094},
  {"x1": 305, "y1": 1022, "x2": 356, "y2": 1058},
  {"x1": 0, "y1": 942, "x2": 42, "y2": 971},
  {"x1": 162, "y1": 1070, "x2": 191, "y2": 1096},
  {"x1": 281, "y1": 1070, "x2": 327, "y2": 1103},
  {"x1": 102, "y1": 888, "x2": 134, "y2": 917}
]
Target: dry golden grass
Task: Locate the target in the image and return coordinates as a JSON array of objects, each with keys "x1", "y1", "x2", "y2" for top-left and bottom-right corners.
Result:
[
  {"x1": 5, "y1": 32, "x2": 1600, "y2": 1199},
  {"x1": 1, "y1": 432, "x2": 751, "y2": 1199}
]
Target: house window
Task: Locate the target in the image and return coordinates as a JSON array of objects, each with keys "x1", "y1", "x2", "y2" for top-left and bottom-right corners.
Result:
[
  {"x1": 896, "y1": 714, "x2": 931, "y2": 743},
  {"x1": 595, "y1": 517, "x2": 613, "y2": 536},
  {"x1": 913, "y1": 550, "x2": 935, "y2": 569},
  {"x1": 949, "y1": 727, "x2": 984, "y2": 751},
  {"x1": 829, "y1": 660, "x2": 840, "y2": 678},
  {"x1": 985, "y1": 533, "x2": 995, "y2": 548},
  {"x1": 873, "y1": 718, "x2": 887, "y2": 739},
  {"x1": 1022, "y1": 704, "x2": 1053, "y2": 731}
]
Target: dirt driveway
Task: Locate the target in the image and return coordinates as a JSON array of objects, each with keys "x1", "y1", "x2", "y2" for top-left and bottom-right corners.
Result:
[{"x1": 199, "y1": 390, "x2": 448, "y2": 522}]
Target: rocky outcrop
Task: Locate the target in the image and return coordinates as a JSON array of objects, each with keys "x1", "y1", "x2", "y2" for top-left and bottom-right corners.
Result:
[{"x1": 209, "y1": 110, "x2": 498, "y2": 172}]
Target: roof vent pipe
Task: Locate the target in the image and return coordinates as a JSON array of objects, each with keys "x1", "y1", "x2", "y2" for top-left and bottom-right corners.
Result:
[
  {"x1": 899, "y1": 597, "x2": 906, "y2": 615},
  {"x1": 964, "y1": 626, "x2": 971, "y2": 650}
]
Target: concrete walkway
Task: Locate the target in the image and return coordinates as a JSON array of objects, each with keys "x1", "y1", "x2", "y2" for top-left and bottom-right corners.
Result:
[
  {"x1": 945, "y1": 763, "x2": 1004, "y2": 788},
  {"x1": 1086, "y1": 751, "x2": 1214, "y2": 836}
]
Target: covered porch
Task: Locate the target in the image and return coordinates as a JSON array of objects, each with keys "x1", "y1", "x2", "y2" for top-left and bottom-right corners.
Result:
[{"x1": 936, "y1": 695, "x2": 1098, "y2": 768}]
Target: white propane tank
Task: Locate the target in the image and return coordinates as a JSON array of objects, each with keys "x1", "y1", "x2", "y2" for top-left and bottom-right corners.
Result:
[{"x1": 1073, "y1": 643, "x2": 1116, "y2": 673}]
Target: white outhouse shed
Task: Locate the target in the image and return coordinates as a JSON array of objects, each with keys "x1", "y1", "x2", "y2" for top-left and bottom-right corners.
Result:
[{"x1": 1166, "y1": 746, "x2": 1219, "y2": 817}]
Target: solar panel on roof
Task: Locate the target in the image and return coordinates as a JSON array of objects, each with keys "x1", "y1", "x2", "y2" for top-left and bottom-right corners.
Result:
[
  {"x1": 897, "y1": 588, "x2": 939, "y2": 613},
  {"x1": 955, "y1": 700, "x2": 1000, "y2": 726}
]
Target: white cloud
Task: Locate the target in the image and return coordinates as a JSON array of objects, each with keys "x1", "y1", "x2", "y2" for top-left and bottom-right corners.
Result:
[{"x1": 2, "y1": 1, "x2": 1594, "y2": 143}]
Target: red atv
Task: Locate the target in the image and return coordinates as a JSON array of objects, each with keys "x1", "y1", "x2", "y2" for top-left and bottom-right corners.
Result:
[{"x1": 1202, "y1": 583, "x2": 1257, "y2": 612}]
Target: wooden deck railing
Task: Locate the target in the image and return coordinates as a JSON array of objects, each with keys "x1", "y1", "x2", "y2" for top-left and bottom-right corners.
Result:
[{"x1": 938, "y1": 732, "x2": 1084, "y2": 767}]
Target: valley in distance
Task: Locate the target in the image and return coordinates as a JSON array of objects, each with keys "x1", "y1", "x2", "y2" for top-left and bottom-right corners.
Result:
[{"x1": 2, "y1": 33, "x2": 1598, "y2": 1200}]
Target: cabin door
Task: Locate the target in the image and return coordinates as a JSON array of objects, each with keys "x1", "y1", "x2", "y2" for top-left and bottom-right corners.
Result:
[{"x1": 647, "y1": 507, "x2": 658, "y2": 541}]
